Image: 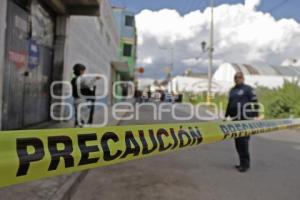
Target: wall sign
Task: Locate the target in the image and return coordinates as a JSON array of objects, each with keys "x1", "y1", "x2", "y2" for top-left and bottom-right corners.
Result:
[
  {"x1": 28, "y1": 40, "x2": 39, "y2": 69},
  {"x1": 9, "y1": 51, "x2": 27, "y2": 69}
]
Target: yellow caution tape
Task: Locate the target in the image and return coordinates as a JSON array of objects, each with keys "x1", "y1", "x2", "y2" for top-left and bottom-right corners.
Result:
[{"x1": 0, "y1": 118, "x2": 300, "y2": 188}]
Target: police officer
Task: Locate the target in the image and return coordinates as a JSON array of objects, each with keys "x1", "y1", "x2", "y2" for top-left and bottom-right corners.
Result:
[
  {"x1": 225, "y1": 72, "x2": 259, "y2": 172},
  {"x1": 71, "y1": 64, "x2": 100, "y2": 127}
]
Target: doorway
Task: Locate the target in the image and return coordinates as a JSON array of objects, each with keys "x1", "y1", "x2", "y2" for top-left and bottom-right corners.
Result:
[{"x1": 2, "y1": 0, "x2": 54, "y2": 130}]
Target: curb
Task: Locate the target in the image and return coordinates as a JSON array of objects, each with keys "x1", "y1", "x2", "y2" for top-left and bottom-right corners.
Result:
[
  {"x1": 48, "y1": 172, "x2": 88, "y2": 200},
  {"x1": 49, "y1": 111, "x2": 127, "y2": 200}
]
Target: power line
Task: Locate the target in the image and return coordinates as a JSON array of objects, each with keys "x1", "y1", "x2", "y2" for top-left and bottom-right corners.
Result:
[{"x1": 267, "y1": 0, "x2": 290, "y2": 13}]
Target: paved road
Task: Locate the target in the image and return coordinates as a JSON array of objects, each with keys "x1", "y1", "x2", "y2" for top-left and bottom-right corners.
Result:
[{"x1": 71, "y1": 105, "x2": 300, "y2": 200}]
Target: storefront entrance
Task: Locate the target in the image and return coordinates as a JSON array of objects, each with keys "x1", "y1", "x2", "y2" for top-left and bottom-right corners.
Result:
[{"x1": 2, "y1": 0, "x2": 54, "y2": 130}]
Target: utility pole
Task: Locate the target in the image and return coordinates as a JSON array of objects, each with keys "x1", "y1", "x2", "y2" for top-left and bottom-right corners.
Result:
[
  {"x1": 170, "y1": 47, "x2": 174, "y2": 93},
  {"x1": 160, "y1": 46, "x2": 174, "y2": 93},
  {"x1": 207, "y1": 0, "x2": 214, "y2": 104}
]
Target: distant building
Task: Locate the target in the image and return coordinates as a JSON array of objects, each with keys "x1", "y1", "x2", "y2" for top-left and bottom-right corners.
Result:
[
  {"x1": 111, "y1": 7, "x2": 137, "y2": 101},
  {"x1": 137, "y1": 78, "x2": 155, "y2": 91},
  {"x1": 112, "y1": 7, "x2": 137, "y2": 82},
  {"x1": 213, "y1": 63, "x2": 300, "y2": 92},
  {"x1": 184, "y1": 68, "x2": 208, "y2": 79},
  {"x1": 169, "y1": 76, "x2": 223, "y2": 94}
]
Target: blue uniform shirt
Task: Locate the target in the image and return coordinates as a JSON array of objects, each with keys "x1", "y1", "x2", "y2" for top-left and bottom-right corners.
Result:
[{"x1": 225, "y1": 84, "x2": 259, "y2": 120}]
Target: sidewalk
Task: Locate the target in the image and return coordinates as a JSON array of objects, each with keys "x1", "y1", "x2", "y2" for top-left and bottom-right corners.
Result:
[{"x1": 0, "y1": 106, "x2": 128, "y2": 200}]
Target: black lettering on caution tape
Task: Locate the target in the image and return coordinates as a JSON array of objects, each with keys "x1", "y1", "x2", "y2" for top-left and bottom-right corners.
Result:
[
  {"x1": 78, "y1": 133, "x2": 100, "y2": 166},
  {"x1": 14, "y1": 126, "x2": 206, "y2": 177},
  {"x1": 16, "y1": 138, "x2": 45, "y2": 176},
  {"x1": 48, "y1": 136, "x2": 74, "y2": 171}
]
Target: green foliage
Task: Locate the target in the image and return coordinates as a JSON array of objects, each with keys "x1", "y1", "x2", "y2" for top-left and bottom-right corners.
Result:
[
  {"x1": 183, "y1": 92, "x2": 206, "y2": 105},
  {"x1": 183, "y1": 80, "x2": 300, "y2": 119},
  {"x1": 183, "y1": 92, "x2": 228, "y2": 111},
  {"x1": 257, "y1": 80, "x2": 300, "y2": 119}
]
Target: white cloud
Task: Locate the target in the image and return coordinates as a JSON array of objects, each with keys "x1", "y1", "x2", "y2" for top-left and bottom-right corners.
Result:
[
  {"x1": 139, "y1": 57, "x2": 153, "y2": 65},
  {"x1": 244, "y1": 0, "x2": 261, "y2": 10},
  {"x1": 136, "y1": 3, "x2": 300, "y2": 78}
]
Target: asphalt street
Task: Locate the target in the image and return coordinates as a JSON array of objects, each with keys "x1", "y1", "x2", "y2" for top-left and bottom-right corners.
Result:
[{"x1": 71, "y1": 104, "x2": 300, "y2": 200}]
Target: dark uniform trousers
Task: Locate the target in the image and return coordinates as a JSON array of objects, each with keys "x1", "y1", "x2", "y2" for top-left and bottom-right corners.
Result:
[
  {"x1": 235, "y1": 136, "x2": 250, "y2": 168},
  {"x1": 226, "y1": 84, "x2": 259, "y2": 168}
]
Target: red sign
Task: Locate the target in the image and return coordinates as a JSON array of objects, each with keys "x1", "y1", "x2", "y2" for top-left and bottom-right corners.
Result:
[
  {"x1": 137, "y1": 67, "x2": 145, "y2": 74},
  {"x1": 9, "y1": 51, "x2": 27, "y2": 69}
]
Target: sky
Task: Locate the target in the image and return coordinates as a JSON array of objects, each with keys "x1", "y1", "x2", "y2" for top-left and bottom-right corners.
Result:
[
  {"x1": 112, "y1": 0, "x2": 300, "y2": 21},
  {"x1": 110, "y1": 0, "x2": 300, "y2": 79}
]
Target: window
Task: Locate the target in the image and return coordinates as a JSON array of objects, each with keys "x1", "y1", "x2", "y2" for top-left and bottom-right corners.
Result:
[
  {"x1": 125, "y1": 15, "x2": 134, "y2": 27},
  {"x1": 123, "y1": 44, "x2": 132, "y2": 57}
]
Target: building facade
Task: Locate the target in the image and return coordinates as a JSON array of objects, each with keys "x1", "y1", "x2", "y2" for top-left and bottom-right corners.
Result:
[
  {"x1": 213, "y1": 63, "x2": 300, "y2": 93},
  {"x1": 168, "y1": 76, "x2": 223, "y2": 94},
  {"x1": 0, "y1": 0, "x2": 7, "y2": 131},
  {"x1": 63, "y1": 0, "x2": 121, "y2": 107},
  {"x1": 112, "y1": 7, "x2": 137, "y2": 99},
  {"x1": 0, "y1": 0, "x2": 120, "y2": 130}
]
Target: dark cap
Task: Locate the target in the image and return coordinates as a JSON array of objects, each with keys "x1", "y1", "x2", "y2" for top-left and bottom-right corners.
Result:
[{"x1": 73, "y1": 63, "x2": 86, "y2": 76}]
